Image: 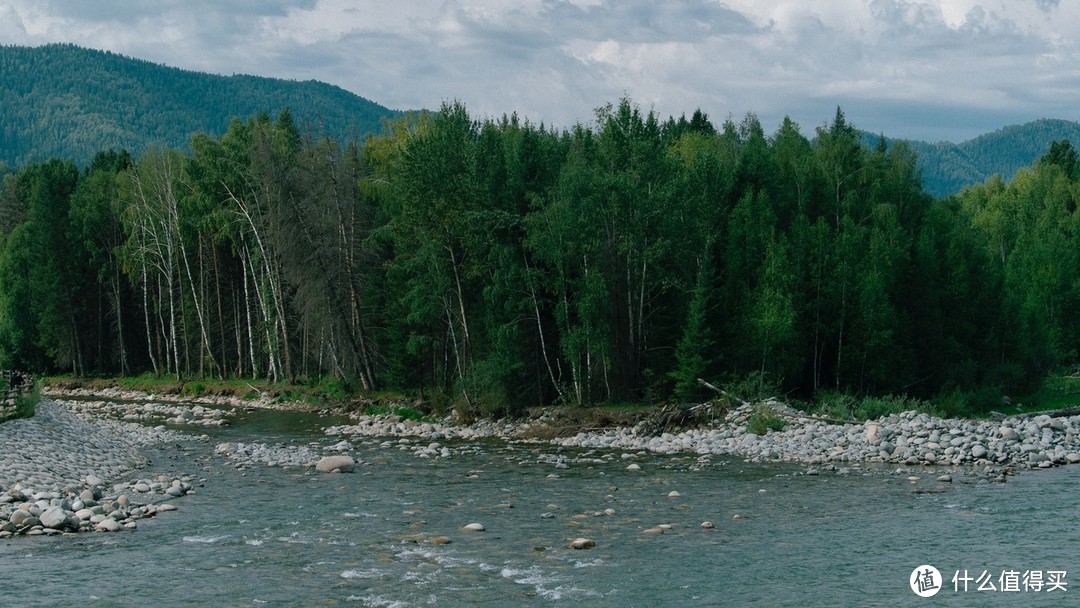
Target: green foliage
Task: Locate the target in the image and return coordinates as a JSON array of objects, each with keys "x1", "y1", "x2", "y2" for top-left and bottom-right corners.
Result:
[
  {"x1": 362, "y1": 403, "x2": 427, "y2": 422},
  {"x1": 852, "y1": 395, "x2": 926, "y2": 421},
  {"x1": 6, "y1": 92, "x2": 1080, "y2": 420},
  {"x1": 182, "y1": 381, "x2": 205, "y2": 396},
  {"x1": 809, "y1": 392, "x2": 934, "y2": 421},
  {"x1": 747, "y1": 403, "x2": 786, "y2": 435},
  {"x1": 12, "y1": 384, "x2": 39, "y2": 419},
  {"x1": 725, "y1": 372, "x2": 784, "y2": 404},
  {"x1": 670, "y1": 252, "x2": 715, "y2": 401}
]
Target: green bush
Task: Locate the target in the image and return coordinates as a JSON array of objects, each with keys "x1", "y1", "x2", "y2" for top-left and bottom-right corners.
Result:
[
  {"x1": 454, "y1": 357, "x2": 524, "y2": 420},
  {"x1": 182, "y1": 381, "x2": 205, "y2": 396},
  {"x1": 14, "y1": 385, "x2": 39, "y2": 418},
  {"x1": 933, "y1": 386, "x2": 1000, "y2": 419},
  {"x1": 315, "y1": 376, "x2": 349, "y2": 399},
  {"x1": 1, "y1": 380, "x2": 39, "y2": 421},
  {"x1": 361, "y1": 403, "x2": 427, "y2": 422},
  {"x1": 811, "y1": 391, "x2": 856, "y2": 420},
  {"x1": 747, "y1": 403, "x2": 786, "y2": 435},
  {"x1": 854, "y1": 394, "x2": 926, "y2": 420}
]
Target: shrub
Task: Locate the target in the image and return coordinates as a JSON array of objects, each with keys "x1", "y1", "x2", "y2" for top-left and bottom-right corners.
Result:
[
  {"x1": 854, "y1": 394, "x2": 926, "y2": 420},
  {"x1": 316, "y1": 376, "x2": 349, "y2": 400},
  {"x1": 811, "y1": 391, "x2": 856, "y2": 420},
  {"x1": 747, "y1": 403, "x2": 786, "y2": 435},
  {"x1": 13, "y1": 385, "x2": 39, "y2": 419},
  {"x1": 182, "y1": 381, "x2": 205, "y2": 396}
]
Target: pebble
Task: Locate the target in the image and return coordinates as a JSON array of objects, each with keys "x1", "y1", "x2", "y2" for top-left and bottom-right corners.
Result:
[
  {"x1": 0, "y1": 399, "x2": 195, "y2": 538},
  {"x1": 463, "y1": 523, "x2": 485, "y2": 532}
]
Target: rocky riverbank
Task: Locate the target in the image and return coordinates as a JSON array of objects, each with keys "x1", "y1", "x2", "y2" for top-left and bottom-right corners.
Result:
[
  {"x1": 322, "y1": 399, "x2": 1080, "y2": 480},
  {"x1": 0, "y1": 399, "x2": 200, "y2": 537},
  {"x1": 9, "y1": 388, "x2": 1080, "y2": 540}
]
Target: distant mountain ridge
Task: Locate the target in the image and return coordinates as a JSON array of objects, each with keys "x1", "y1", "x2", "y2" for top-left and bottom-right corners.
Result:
[
  {"x1": 0, "y1": 43, "x2": 403, "y2": 168},
  {"x1": 864, "y1": 118, "x2": 1080, "y2": 197},
  {"x1": 2, "y1": 44, "x2": 1078, "y2": 197}
]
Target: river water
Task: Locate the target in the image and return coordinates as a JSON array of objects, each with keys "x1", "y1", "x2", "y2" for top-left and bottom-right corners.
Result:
[{"x1": 1, "y1": 405, "x2": 1076, "y2": 607}]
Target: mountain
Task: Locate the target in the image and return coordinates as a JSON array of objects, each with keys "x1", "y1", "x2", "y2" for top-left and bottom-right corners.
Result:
[
  {"x1": 4, "y1": 44, "x2": 1078, "y2": 198},
  {"x1": 0, "y1": 43, "x2": 403, "y2": 168},
  {"x1": 863, "y1": 119, "x2": 1080, "y2": 197}
]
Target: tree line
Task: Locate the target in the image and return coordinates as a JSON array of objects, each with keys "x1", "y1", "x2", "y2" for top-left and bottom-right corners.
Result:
[{"x1": 2, "y1": 98, "x2": 1078, "y2": 416}]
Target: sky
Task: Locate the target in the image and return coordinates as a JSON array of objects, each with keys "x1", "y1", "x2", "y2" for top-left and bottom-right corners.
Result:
[{"x1": 2, "y1": 0, "x2": 1079, "y2": 143}]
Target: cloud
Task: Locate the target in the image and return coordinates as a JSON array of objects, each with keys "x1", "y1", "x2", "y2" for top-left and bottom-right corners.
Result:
[{"x1": 1, "y1": 0, "x2": 1079, "y2": 141}]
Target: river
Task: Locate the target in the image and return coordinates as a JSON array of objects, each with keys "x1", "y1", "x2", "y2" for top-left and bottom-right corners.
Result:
[{"x1": 1, "y1": 404, "x2": 1076, "y2": 606}]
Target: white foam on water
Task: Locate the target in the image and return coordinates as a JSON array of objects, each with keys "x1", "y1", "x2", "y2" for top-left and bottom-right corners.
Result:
[
  {"x1": 181, "y1": 535, "x2": 230, "y2": 544},
  {"x1": 245, "y1": 539, "x2": 263, "y2": 546},
  {"x1": 499, "y1": 565, "x2": 600, "y2": 601},
  {"x1": 572, "y1": 558, "x2": 604, "y2": 568},
  {"x1": 340, "y1": 568, "x2": 383, "y2": 580},
  {"x1": 342, "y1": 511, "x2": 377, "y2": 518},
  {"x1": 345, "y1": 594, "x2": 407, "y2": 607}
]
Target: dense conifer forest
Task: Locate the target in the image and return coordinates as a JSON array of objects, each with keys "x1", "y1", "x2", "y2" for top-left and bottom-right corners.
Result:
[{"x1": 2, "y1": 95, "x2": 1079, "y2": 417}]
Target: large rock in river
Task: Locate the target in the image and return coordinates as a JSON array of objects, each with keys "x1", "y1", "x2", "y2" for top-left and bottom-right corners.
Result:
[
  {"x1": 40, "y1": 507, "x2": 68, "y2": 530},
  {"x1": 316, "y1": 455, "x2": 356, "y2": 473}
]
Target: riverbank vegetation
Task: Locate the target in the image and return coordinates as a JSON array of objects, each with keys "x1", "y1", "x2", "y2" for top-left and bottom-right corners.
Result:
[
  {"x1": 0, "y1": 373, "x2": 39, "y2": 421},
  {"x1": 4, "y1": 98, "x2": 1080, "y2": 419}
]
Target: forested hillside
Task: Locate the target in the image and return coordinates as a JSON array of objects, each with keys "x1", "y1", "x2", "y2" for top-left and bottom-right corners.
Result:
[
  {"x1": 2, "y1": 100, "x2": 1079, "y2": 417},
  {"x1": 0, "y1": 44, "x2": 402, "y2": 167},
  {"x1": 871, "y1": 119, "x2": 1080, "y2": 197}
]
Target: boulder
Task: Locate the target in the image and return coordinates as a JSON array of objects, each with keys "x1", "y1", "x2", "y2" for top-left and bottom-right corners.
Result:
[
  {"x1": 865, "y1": 423, "x2": 880, "y2": 445},
  {"x1": 316, "y1": 455, "x2": 356, "y2": 473},
  {"x1": 40, "y1": 507, "x2": 68, "y2": 530},
  {"x1": 94, "y1": 518, "x2": 121, "y2": 532},
  {"x1": 8, "y1": 509, "x2": 32, "y2": 527}
]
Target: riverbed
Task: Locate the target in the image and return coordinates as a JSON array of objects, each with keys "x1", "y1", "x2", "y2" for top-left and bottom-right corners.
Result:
[{"x1": 1, "y1": 402, "x2": 1077, "y2": 606}]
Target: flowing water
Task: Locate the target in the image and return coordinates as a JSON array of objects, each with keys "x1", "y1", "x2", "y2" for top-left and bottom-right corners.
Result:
[{"x1": 1, "y1": 405, "x2": 1077, "y2": 607}]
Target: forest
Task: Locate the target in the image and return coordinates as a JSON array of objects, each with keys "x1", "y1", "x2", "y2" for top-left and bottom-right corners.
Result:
[
  {"x1": 0, "y1": 44, "x2": 400, "y2": 168},
  {"x1": 2, "y1": 98, "x2": 1079, "y2": 418}
]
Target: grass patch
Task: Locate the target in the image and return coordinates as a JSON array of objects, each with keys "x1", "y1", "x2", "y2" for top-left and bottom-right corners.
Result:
[
  {"x1": 807, "y1": 391, "x2": 938, "y2": 421},
  {"x1": 1016, "y1": 372, "x2": 1080, "y2": 414}
]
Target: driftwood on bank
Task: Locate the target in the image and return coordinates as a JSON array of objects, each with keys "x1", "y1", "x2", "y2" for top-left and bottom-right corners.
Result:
[{"x1": 1012, "y1": 405, "x2": 1080, "y2": 419}]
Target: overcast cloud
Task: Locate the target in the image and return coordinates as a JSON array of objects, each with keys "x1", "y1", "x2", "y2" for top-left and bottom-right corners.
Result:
[{"x1": 2, "y1": 0, "x2": 1078, "y2": 142}]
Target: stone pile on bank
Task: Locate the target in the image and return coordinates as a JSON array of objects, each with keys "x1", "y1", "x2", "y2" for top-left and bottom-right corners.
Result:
[
  {"x1": 322, "y1": 400, "x2": 1080, "y2": 474},
  {"x1": 547, "y1": 401, "x2": 1080, "y2": 471},
  {"x1": 0, "y1": 400, "x2": 197, "y2": 537},
  {"x1": 61, "y1": 398, "x2": 231, "y2": 427}
]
